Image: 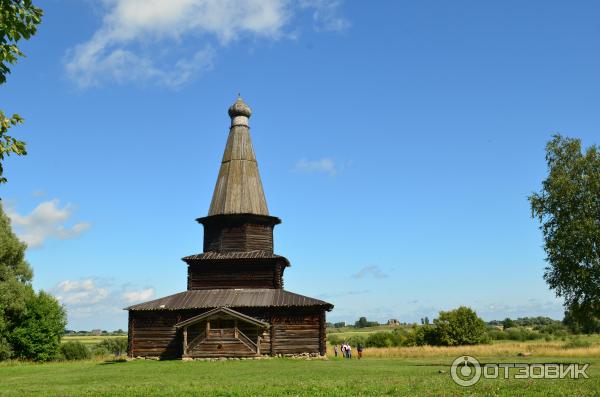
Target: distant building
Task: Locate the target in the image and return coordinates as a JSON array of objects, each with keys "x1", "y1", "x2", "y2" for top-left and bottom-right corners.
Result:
[
  {"x1": 91, "y1": 329, "x2": 102, "y2": 336},
  {"x1": 387, "y1": 319, "x2": 400, "y2": 326}
]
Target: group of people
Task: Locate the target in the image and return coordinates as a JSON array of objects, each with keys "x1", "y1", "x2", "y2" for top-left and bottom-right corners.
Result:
[{"x1": 333, "y1": 343, "x2": 363, "y2": 359}]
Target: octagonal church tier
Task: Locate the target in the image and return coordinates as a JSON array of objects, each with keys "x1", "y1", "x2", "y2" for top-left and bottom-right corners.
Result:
[{"x1": 126, "y1": 97, "x2": 333, "y2": 359}]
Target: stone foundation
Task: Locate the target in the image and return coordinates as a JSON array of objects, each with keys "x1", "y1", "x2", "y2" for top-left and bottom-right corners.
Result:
[{"x1": 131, "y1": 353, "x2": 327, "y2": 362}]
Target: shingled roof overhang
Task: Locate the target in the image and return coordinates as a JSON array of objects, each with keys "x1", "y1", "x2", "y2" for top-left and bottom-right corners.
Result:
[
  {"x1": 174, "y1": 307, "x2": 269, "y2": 329},
  {"x1": 125, "y1": 289, "x2": 333, "y2": 311},
  {"x1": 196, "y1": 213, "x2": 281, "y2": 227},
  {"x1": 182, "y1": 250, "x2": 290, "y2": 267}
]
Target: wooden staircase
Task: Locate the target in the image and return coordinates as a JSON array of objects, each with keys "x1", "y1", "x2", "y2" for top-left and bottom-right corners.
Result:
[{"x1": 184, "y1": 328, "x2": 261, "y2": 358}]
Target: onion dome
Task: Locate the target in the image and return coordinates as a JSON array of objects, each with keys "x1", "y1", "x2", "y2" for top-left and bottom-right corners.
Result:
[{"x1": 228, "y1": 96, "x2": 252, "y2": 119}]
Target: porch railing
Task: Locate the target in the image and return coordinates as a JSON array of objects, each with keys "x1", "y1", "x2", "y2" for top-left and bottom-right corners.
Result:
[{"x1": 184, "y1": 327, "x2": 261, "y2": 356}]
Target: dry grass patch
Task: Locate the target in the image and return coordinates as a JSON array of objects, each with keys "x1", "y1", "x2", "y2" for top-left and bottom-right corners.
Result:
[{"x1": 352, "y1": 341, "x2": 600, "y2": 358}]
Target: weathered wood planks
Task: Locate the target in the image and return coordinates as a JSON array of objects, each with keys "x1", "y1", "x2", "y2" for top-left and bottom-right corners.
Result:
[
  {"x1": 187, "y1": 261, "x2": 284, "y2": 290},
  {"x1": 128, "y1": 308, "x2": 327, "y2": 358}
]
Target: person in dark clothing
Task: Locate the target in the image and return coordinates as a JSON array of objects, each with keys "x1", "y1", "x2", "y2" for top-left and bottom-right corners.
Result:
[{"x1": 356, "y1": 343, "x2": 363, "y2": 359}]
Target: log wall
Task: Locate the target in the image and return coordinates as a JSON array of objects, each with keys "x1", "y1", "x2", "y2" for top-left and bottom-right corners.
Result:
[
  {"x1": 270, "y1": 312, "x2": 322, "y2": 355},
  {"x1": 128, "y1": 307, "x2": 326, "y2": 358},
  {"x1": 187, "y1": 261, "x2": 284, "y2": 290},
  {"x1": 204, "y1": 222, "x2": 274, "y2": 253},
  {"x1": 128, "y1": 311, "x2": 187, "y2": 358}
]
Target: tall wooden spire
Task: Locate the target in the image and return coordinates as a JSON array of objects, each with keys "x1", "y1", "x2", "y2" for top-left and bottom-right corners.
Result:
[
  {"x1": 208, "y1": 97, "x2": 269, "y2": 216},
  {"x1": 199, "y1": 97, "x2": 279, "y2": 254}
]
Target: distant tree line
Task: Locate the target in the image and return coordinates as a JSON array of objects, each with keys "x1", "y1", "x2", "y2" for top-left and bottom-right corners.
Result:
[
  {"x1": 487, "y1": 316, "x2": 561, "y2": 329},
  {"x1": 64, "y1": 329, "x2": 127, "y2": 336},
  {"x1": 329, "y1": 307, "x2": 488, "y2": 348}
]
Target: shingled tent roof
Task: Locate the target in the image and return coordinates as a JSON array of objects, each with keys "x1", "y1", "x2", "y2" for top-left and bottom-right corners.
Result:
[
  {"x1": 208, "y1": 97, "x2": 269, "y2": 216},
  {"x1": 125, "y1": 289, "x2": 333, "y2": 311}
]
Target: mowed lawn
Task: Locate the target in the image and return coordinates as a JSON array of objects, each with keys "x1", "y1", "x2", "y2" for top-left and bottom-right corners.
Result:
[{"x1": 0, "y1": 356, "x2": 598, "y2": 397}]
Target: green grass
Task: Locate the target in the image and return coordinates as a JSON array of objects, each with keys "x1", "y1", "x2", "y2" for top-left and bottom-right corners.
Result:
[{"x1": 0, "y1": 356, "x2": 597, "y2": 396}]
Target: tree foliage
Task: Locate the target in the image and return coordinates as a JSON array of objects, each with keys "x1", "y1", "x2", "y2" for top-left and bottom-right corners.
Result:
[
  {"x1": 502, "y1": 318, "x2": 515, "y2": 330},
  {"x1": 60, "y1": 341, "x2": 91, "y2": 361},
  {"x1": 431, "y1": 306, "x2": 488, "y2": 346},
  {"x1": 0, "y1": 199, "x2": 31, "y2": 281},
  {"x1": 0, "y1": 0, "x2": 43, "y2": 82},
  {"x1": 0, "y1": 201, "x2": 32, "y2": 359},
  {"x1": 0, "y1": 203, "x2": 66, "y2": 361},
  {"x1": 563, "y1": 300, "x2": 600, "y2": 334},
  {"x1": 364, "y1": 332, "x2": 394, "y2": 348},
  {"x1": 529, "y1": 135, "x2": 600, "y2": 330},
  {"x1": 354, "y1": 316, "x2": 379, "y2": 328},
  {"x1": 0, "y1": 0, "x2": 43, "y2": 183},
  {"x1": 95, "y1": 337, "x2": 128, "y2": 356},
  {"x1": 9, "y1": 290, "x2": 66, "y2": 361}
]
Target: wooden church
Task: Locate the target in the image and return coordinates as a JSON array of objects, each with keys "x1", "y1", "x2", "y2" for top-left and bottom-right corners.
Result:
[{"x1": 126, "y1": 97, "x2": 333, "y2": 359}]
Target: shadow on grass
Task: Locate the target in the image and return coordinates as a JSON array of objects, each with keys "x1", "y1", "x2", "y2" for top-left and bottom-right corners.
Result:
[{"x1": 98, "y1": 358, "x2": 128, "y2": 365}]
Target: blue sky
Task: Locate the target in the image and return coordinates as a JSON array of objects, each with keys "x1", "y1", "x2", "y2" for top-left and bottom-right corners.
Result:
[{"x1": 1, "y1": 0, "x2": 599, "y2": 330}]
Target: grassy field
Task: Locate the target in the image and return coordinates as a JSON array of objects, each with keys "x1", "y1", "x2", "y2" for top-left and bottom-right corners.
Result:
[
  {"x1": 0, "y1": 355, "x2": 597, "y2": 396},
  {"x1": 1, "y1": 337, "x2": 598, "y2": 397},
  {"x1": 62, "y1": 335, "x2": 125, "y2": 346}
]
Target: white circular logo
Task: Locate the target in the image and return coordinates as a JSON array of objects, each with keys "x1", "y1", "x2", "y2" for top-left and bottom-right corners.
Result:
[{"x1": 451, "y1": 355, "x2": 482, "y2": 387}]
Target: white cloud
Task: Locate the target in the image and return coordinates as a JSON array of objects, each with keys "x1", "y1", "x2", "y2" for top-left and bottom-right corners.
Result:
[
  {"x1": 52, "y1": 278, "x2": 156, "y2": 329},
  {"x1": 56, "y1": 279, "x2": 96, "y2": 293},
  {"x1": 300, "y1": 0, "x2": 350, "y2": 32},
  {"x1": 294, "y1": 157, "x2": 338, "y2": 176},
  {"x1": 54, "y1": 279, "x2": 108, "y2": 305},
  {"x1": 65, "y1": 0, "x2": 348, "y2": 88},
  {"x1": 123, "y1": 288, "x2": 156, "y2": 303},
  {"x1": 7, "y1": 199, "x2": 91, "y2": 248},
  {"x1": 352, "y1": 265, "x2": 389, "y2": 279}
]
